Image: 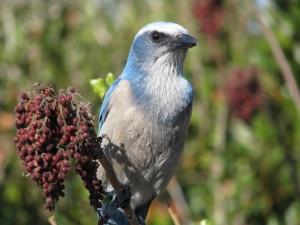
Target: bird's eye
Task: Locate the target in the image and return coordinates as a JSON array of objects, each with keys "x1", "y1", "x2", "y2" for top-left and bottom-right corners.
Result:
[{"x1": 150, "y1": 31, "x2": 163, "y2": 43}]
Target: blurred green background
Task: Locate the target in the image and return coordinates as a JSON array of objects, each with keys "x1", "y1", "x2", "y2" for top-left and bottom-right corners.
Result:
[{"x1": 1, "y1": 0, "x2": 300, "y2": 224}]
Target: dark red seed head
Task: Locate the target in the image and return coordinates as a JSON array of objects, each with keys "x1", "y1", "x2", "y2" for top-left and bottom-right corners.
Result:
[
  {"x1": 25, "y1": 117, "x2": 32, "y2": 125},
  {"x1": 25, "y1": 155, "x2": 33, "y2": 163},
  {"x1": 61, "y1": 159, "x2": 69, "y2": 167},
  {"x1": 63, "y1": 108, "x2": 69, "y2": 115},
  {"x1": 48, "y1": 174, "x2": 55, "y2": 182},
  {"x1": 69, "y1": 87, "x2": 76, "y2": 93},
  {"x1": 25, "y1": 167, "x2": 33, "y2": 173},
  {"x1": 43, "y1": 153, "x2": 52, "y2": 161},
  {"x1": 66, "y1": 95, "x2": 72, "y2": 103},
  {"x1": 47, "y1": 185, "x2": 54, "y2": 193},
  {"x1": 56, "y1": 162, "x2": 61, "y2": 169},
  {"x1": 14, "y1": 136, "x2": 19, "y2": 143},
  {"x1": 58, "y1": 172, "x2": 66, "y2": 180},
  {"x1": 81, "y1": 125, "x2": 89, "y2": 133},
  {"x1": 45, "y1": 109, "x2": 51, "y2": 117},
  {"x1": 74, "y1": 153, "x2": 81, "y2": 162},
  {"x1": 20, "y1": 92, "x2": 29, "y2": 101},
  {"x1": 15, "y1": 105, "x2": 25, "y2": 113},
  {"x1": 69, "y1": 149, "x2": 75, "y2": 156},
  {"x1": 46, "y1": 144, "x2": 54, "y2": 151},
  {"x1": 27, "y1": 161, "x2": 34, "y2": 168},
  {"x1": 62, "y1": 152, "x2": 68, "y2": 159},
  {"x1": 73, "y1": 118, "x2": 79, "y2": 124},
  {"x1": 83, "y1": 133, "x2": 90, "y2": 139},
  {"x1": 51, "y1": 168, "x2": 58, "y2": 174}
]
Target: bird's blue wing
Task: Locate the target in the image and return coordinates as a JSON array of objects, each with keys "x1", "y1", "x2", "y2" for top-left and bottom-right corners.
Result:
[{"x1": 98, "y1": 77, "x2": 122, "y2": 133}]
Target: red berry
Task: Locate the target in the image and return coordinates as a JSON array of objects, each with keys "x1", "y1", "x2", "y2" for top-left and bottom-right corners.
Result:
[
  {"x1": 62, "y1": 152, "x2": 68, "y2": 159},
  {"x1": 69, "y1": 87, "x2": 76, "y2": 93},
  {"x1": 73, "y1": 118, "x2": 79, "y2": 124},
  {"x1": 43, "y1": 153, "x2": 52, "y2": 161},
  {"x1": 69, "y1": 149, "x2": 75, "y2": 156},
  {"x1": 74, "y1": 153, "x2": 81, "y2": 162},
  {"x1": 46, "y1": 144, "x2": 54, "y2": 151},
  {"x1": 81, "y1": 125, "x2": 89, "y2": 133},
  {"x1": 66, "y1": 95, "x2": 72, "y2": 103},
  {"x1": 25, "y1": 117, "x2": 32, "y2": 125},
  {"x1": 48, "y1": 174, "x2": 55, "y2": 182},
  {"x1": 61, "y1": 159, "x2": 69, "y2": 167},
  {"x1": 27, "y1": 161, "x2": 34, "y2": 168},
  {"x1": 20, "y1": 92, "x2": 29, "y2": 101},
  {"x1": 48, "y1": 185, "x2": 54, "y2": 193},
  {"x1": 56, "y1": 162, "x2": 61, "y2": 169},
  {"x1": 58, "y1": 172, "x2": 66, "y2": 180},
  {"x1": 63, "y1": 108, "x2": 69, "y2": 115}
]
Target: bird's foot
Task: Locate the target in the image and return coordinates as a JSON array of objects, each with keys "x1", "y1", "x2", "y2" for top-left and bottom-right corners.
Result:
[
  {"x1": 137, "y1": 217, "x2": 146, "y2": 225},
  {"x1": 97, "y1": 208, "x2": 111, "y2": 225},
  {"x1": 107, "y1": 185, "x2": 132, "y2": 210}
]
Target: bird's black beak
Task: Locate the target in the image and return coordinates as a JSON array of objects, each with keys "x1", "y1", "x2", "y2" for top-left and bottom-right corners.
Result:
[{"x1": 171, "y1": 33, "x2": 198, "y2": 49}]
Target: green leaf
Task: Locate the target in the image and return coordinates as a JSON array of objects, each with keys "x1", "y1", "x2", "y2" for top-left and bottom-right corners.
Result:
[
  {"x1": 105, "y1": 72, "x2": 115, "y2": 86},
  {"x1": 89, "y1": 78, "x2": 107, "y2": 99},
  {"x1": 200, "y1": 219, "x2": 215, "y2": 225}
]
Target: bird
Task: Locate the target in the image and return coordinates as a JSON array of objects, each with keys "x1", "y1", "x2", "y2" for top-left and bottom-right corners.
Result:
[{"x1": 97, "y1": 21, "x2": 198, "y2": 225}]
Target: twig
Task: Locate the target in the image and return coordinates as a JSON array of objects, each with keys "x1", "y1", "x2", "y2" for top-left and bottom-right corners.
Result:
[
  {"x1": 211, "y1": 96, "x2": 228, "y2": 225},
  {"x1": 204, "y1": 18, "x2": 229, "y2": 225},
  {"x1": 167, "y1": 177, "x2": 193, "y2": 225},
  {"x1": 247, "y1": 0, "x2": 300, "y2": 116},
  {"x1": 166, "y1": 200, "x2": 181, "y2": 225},
  {"x1": 48, "y1": 215, "x2": 57, "y2": 225},
  {"x1": 97, "y1": 141, "x2": 140, "y2": 225}
]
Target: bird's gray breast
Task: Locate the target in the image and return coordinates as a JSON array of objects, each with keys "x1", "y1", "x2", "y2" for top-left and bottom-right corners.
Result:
[{"x1": 98, "y1": 78, "x2": 192, "y2": 206}]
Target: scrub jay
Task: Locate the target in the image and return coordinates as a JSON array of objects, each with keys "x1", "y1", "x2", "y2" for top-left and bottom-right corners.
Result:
[{"x1": 97, "y1": 21, "x2": 197, "y2": 224}]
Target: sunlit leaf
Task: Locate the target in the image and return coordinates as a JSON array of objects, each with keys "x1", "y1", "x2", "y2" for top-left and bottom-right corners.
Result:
[
  {"x1": 105, "y1": 72, "x2": 115, "y2": 86},
  {"x1": 89, "y1": 78, "x2": 107, "y2": 99}
]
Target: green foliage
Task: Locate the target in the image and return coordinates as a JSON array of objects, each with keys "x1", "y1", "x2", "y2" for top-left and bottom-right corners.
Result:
[
  {"x1": 90, "y1": 73, "x2": 115, "y2": 100},
  {"x1": 200, "y1": 219, "x2": 215, "y2": 225}
]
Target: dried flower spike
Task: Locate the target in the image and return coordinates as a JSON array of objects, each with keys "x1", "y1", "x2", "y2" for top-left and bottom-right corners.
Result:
[{"x1": 14, "y1": 83, "x2": 106, "y2": 211}]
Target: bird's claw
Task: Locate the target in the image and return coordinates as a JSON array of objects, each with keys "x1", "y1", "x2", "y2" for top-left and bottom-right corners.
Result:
[{"x1": 96, "y1": 208, "x2": 106, "y2": 223}]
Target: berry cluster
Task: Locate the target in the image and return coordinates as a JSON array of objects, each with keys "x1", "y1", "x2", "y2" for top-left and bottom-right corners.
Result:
[
  {"x1": 225, "y1": 67, "x2": 264, "y2": 122},
  {"x1": 14, "y1": 83, "x2": 106, "y2": 212},
  {"x1": 192, "y1": 0, "x2": 224, "y2": 38}
]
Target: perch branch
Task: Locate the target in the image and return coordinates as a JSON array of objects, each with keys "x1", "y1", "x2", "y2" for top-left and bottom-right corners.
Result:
[
  {"x1": 167, "y1": 177, "x2": 193, "y2": 225},
  {"x1": 166, "y1": 200, "x2": 181, "y2": 225},
  {"x1": 48, "y1": 215, "x2": 57, "y2": 225}
]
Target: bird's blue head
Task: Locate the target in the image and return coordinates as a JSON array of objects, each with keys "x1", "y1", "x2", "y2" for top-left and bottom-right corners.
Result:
[{"x1": 123, "y1": 21, "x2": 198, "y2": 77}]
